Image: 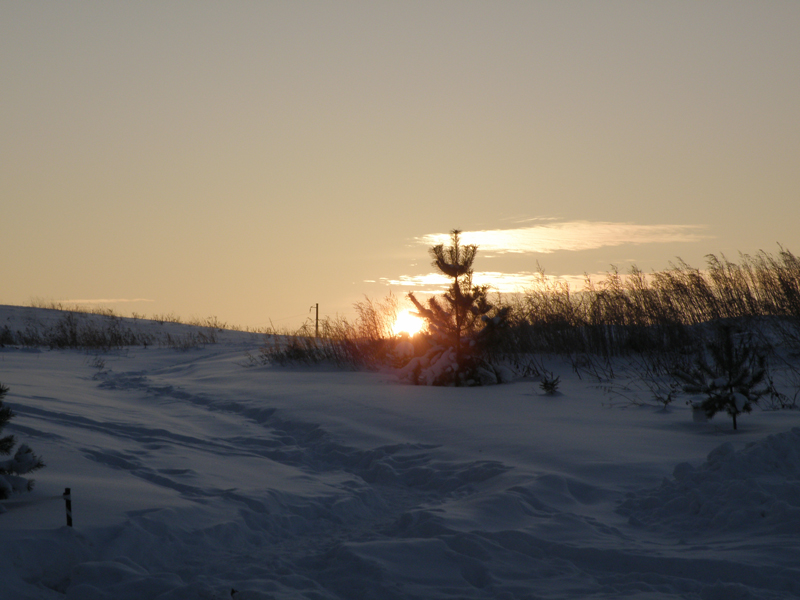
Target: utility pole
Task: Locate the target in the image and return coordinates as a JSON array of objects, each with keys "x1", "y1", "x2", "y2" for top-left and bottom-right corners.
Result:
[{"x1": 310, "y1": 303, "x2": 319, "y2": 337}]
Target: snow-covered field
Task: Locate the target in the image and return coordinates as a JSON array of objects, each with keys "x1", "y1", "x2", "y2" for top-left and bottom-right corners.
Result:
[{"x1": 2, "y1": 305, "x2": 800, "y2": 600}]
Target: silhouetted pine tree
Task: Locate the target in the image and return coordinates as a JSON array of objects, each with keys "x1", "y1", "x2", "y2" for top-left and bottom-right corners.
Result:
[
  {"x1": 0, "y1": 382, "x2": 45, "y2": 502},
  {"x1": 408, "y1": 229, "x2": 506, "y2": 385}
]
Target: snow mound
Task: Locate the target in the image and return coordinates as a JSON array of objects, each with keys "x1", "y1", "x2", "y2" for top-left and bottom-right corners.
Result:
[
  {"x1": 619, "y1": 427, "x2": 800, "y2": 537},
  {"x1": 4, "y1": 306, "x2": 800, "y2": 599}
]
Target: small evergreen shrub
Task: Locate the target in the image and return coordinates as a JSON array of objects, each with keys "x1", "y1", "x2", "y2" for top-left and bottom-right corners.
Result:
[
  {"x1": 673, "y1": 325, "x2": 769, "y2": 429},
  {"x1": 0, "y1": 382, "x2": 45, "y2": 506},
  {"x1": 539, "y1": 372, "x2": 561, "y2": 395}
]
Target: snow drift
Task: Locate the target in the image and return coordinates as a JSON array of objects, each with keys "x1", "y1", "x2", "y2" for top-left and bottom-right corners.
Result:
[{"x1": 2, "y1": 305, "x2": 800, "y2": 599}]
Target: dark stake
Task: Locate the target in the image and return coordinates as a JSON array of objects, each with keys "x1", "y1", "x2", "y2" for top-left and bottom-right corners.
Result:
[{"x1": 63, "y1": 487, "x2": 73, "y2": 527}]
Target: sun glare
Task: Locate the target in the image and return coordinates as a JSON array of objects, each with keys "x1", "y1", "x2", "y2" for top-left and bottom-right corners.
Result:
[{"x1": 392, "y1": 309, "x2": 424, "y2": 337}]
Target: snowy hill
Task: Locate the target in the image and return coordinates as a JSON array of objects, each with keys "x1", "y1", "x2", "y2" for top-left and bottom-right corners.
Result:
[{"x1": 2, "y1": 305, "x2": 800, "y2": 599}]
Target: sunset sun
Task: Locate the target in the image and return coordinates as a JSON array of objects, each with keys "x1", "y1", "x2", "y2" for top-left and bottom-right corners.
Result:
[{"x1": 392, "y1": 309, "x2": 424, "y2": 337}]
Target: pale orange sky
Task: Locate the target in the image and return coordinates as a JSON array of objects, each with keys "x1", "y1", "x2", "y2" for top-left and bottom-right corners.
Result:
[{"x1": 2, "y1": 2, "x2": 798, "y2": 329}]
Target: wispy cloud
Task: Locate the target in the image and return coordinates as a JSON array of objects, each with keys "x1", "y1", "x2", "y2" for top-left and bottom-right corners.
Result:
[
  {"x1": 417, "y1": 221, "x2": 709, "y2": 254},
  {"x1": 383, "y1": 220, "x2": 709, "y2": 295},
  {"x1": 58, "y1": 298, "x2": 155, "y2": 304},
  {"x1": 379, "y1": 273, "x2": 451, "y2": 292},
  {"x1": 380, "y1": 271, "x2": 594, "y2": 294}
]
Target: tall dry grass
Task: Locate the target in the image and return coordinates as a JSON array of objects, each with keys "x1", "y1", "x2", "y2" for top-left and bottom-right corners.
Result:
[
  {"x1": 506, "y1": 248, "x2": 800, "y2": 357},
  {"x1": 254, "y1": 247, "x2": 800, "y2": 383},
  {"x1": 254, "y1": 293, "x2": 402, "y2": 369}
]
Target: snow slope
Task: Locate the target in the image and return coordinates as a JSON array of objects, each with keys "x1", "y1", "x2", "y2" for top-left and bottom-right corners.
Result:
[{"x1": 2, "y1": 305, "x2": 800, "y2": 599}]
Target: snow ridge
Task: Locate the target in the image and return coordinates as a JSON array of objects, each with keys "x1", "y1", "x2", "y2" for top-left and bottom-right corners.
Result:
[{"x1": 619, "y1": 427, "x2": 800, "y2": 538}]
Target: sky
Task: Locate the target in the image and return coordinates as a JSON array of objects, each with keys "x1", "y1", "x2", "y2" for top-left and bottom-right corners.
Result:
[{"x1": 3, "y1": 1, "x2": 799, "y2": 330}]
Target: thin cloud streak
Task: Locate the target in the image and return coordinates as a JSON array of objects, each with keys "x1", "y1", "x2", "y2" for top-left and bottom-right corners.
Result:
[
  {"x1": 58, "y1": 298, "x2": 155, "y2": 304},
  {"x1": 417, "y1": 221, "x2": 709, "y2": 254},
  {"x1": 380, "y1": 271, "x2": 593, "y2": 294}
]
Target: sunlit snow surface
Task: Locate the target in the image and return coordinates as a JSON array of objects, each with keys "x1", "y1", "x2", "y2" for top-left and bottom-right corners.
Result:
[{"x1": 2, "y1": 305, "x2": 800, "y2": 599}]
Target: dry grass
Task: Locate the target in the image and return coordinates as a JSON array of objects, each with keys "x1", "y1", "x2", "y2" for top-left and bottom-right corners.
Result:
[
  {"x1": 4, "y1": 304, "x2": 226, "y2": 350},
  {"x1": 504, "y1": 248, "x2": 800, "y2": 357},
  {"x1": 253, "y1": 294, "x2": 402, "y2": 369}
]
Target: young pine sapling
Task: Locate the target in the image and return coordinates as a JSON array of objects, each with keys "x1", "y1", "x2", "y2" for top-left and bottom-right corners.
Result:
[
  {"x1": 0, "y1": 382, "x2": 45, "y2": 506},
  {"x1": 673, "y1": 325, "x2": 768, "y2": 430}
]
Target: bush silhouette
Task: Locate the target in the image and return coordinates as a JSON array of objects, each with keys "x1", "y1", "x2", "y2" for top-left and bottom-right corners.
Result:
[{"x1": 0, "y1": 382, "x2": 45, "y2": 504}]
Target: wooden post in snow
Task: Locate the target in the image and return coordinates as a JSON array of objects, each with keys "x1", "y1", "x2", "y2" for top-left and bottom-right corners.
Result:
[{"x1": 63, "y1": 487, "x2": 73, "y2": 527}]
